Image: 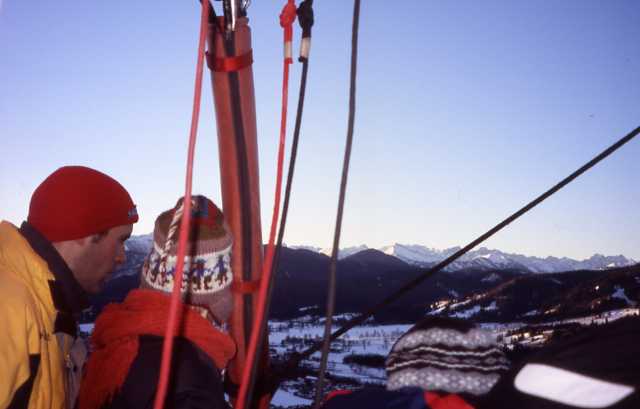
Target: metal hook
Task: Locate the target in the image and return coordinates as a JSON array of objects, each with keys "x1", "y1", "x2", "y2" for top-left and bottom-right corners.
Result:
[{"x1": 221, "y1": 0, "x2": 238, "y2": 33}]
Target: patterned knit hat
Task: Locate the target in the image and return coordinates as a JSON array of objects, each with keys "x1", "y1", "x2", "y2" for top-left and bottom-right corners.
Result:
[
  {"x1": 386, "y1": 317, "x2": 510, "y2": 397},
  {"x1": 141, "y1": 195, "x2": 233, "y2": 324}
]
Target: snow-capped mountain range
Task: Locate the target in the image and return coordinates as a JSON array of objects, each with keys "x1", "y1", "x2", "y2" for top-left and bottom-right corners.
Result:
[
  {"x1": 290, "y1": 243, "x2": 637, "y2": 273},
  {"x1": 124, "y1": 234, "x2": 153, "y2": 253},
  {"x1": 123, "y1": 235, "x2": 636, "y2": 274}
]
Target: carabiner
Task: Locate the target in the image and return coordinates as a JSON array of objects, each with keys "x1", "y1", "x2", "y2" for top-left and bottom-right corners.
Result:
[{"x1": 222, "y1": 0, "x2": 238, "y2": 33}]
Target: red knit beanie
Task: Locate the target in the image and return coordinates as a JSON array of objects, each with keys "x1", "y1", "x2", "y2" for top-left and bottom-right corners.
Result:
[{"x1": 28, "y1": 166, "x2": 139, "y2": 242}]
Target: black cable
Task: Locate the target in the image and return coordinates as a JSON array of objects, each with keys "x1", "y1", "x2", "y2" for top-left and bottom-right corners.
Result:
[
  {"x1": 313, "y1": 0, "x2": 361, "y2": 407},
  {"x1": 297, "y1": 0, "x2": 314, "y2": 42},
  {"x1": 242, "y1": 2, "x2": 315, "y2": 407},
  {"x1": 293, "y1": 125, "x2": 640, "y2": 366},
  {"x1": 243, "y1": 57, "x2": 311, "y2": 409}
]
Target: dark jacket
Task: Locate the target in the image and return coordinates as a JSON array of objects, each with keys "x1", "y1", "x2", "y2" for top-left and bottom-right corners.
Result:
[
  {"x1": 106, "y1": 335, "x2": 228, "y2": 409},
  {"x1": 479, "y1": 316, "x2": 640, "y2": 409},
  {"x1": 321, "y1": 387, "x2": 475, "y2": 409},
  {"x1": 78, "y1": 289, "x2": 236, "y2": 409}
]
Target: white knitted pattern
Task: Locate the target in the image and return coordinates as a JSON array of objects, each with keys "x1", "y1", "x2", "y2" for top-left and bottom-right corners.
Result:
[
  {"x1": 393, "y1": 345, "x2": 507, "y2": 358},
  {"x1": 143, "y1": 244, "x2": 232, "y2": 294},
  {"x1": 388, "y1": 367, "x2": 501, "y2": 396},
  {"x1": 386, "y1": 355, "x2": 511, "y2": 373}
]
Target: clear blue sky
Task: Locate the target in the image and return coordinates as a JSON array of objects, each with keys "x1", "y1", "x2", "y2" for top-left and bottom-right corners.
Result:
[{"x1": 2, "y1": 0, "x2": 639, "y2": 260}]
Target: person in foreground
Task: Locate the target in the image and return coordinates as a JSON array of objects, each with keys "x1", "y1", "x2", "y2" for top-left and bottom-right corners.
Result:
[
  {"x1": 0, "y1": 166, "x2": 138, "y2": 409},
  {"x1": 78, "y1": 195, "x2": 236, "y2": 409},
  {"x1": 322, "y1": 317, "x2": 511, "y2": 409},
  {"x1": 479, "y1": 315, "x2": 640, "y2": 409}
]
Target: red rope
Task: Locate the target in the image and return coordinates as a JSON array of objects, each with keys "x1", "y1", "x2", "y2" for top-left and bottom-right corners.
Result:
[
  {"x1": 152, "y1": 2, "x2": 209, "y2": 409},
  {"x1": 235, "y1": 2, "x2": 297, "y2": 409}
]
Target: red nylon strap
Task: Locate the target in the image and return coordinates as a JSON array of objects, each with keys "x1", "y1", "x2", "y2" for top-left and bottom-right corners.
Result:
[
  {"x1": 325, "y1": 390, "x2": 353, "y2": 402},
  {"x1": 279, "y1": 0, "x2": 297, "y2": 64},
  {"x1": 235, "y1": 3, "x2": 297, "y2": 409},
  {"x1": 153, "y1": 1, "x2": 209, "y2": 409},
  {"x1": 206, "y1": 50, "x2": 254, "y2": 72},
  {"x1": 231, "y1": 279, "x2": 261, "y2": 294}
]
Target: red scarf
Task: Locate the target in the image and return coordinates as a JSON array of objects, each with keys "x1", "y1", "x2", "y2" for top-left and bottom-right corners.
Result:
[{"x1": 78, "y1": 289, "x2": 236, "y2": 409}]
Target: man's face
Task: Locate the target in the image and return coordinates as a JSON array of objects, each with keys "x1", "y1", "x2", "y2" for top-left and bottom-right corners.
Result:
[{"x1": 75, "y1": 224, "x2": 133, "y2": 294}]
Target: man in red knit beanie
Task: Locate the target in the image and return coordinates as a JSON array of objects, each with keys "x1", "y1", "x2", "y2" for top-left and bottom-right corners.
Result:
[{"x1": 0, "y1": 165, "x2": 138, "y2": 409}]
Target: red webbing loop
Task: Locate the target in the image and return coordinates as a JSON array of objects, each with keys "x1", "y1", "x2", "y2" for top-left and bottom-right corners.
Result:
[
  {"x1": 207, "y1": 49, "x2": 254, "y2": 72},
  {"x1": 231, "y1": 279, "x2": 262, "y2": 294},
  {"x1": 235, "y1": 2, "x2": 297, "y2": 409},
  {"x1": 280, "y1": 0, "x2": 297, "y2": 63},
  {"x1": 152, "y1": 2, "x2": 209, "y2": 409}
]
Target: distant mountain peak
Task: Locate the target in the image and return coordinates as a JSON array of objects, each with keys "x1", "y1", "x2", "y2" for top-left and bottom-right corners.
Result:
[
  {"x1": 319, "y1": 244, "x2": 369, "y2": 259},
  {"x1": 125, "y1": 235, "x2": 636, "y2": 275},
  {"x1": 291, "y1": 243, "x2": 637, "y2": 274},
  {"x1": 342, "y1": 248, "x2": 410, "y2": 269}
]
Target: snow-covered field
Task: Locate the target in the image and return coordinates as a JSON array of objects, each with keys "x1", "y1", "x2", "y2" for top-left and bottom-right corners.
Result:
[
  {"x1": 267, "y1": 308, "x2": 639, "y2": 407},
  {"x1": 79, "y1": 307, "x2": 640, "y2": 408},
  {"x1": 268, "y1": 320, "x2": 411, "y2": 408}
]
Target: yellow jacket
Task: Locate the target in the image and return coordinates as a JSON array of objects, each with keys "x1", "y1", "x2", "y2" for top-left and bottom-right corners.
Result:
[{"x1": 0, "y1": 221, "x2": 81, "y2": 409}]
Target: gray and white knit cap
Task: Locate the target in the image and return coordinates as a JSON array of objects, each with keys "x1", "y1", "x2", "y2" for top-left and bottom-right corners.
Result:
[{"x1": 386, "y1": 317, "x2": 510, "y2": 396}]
